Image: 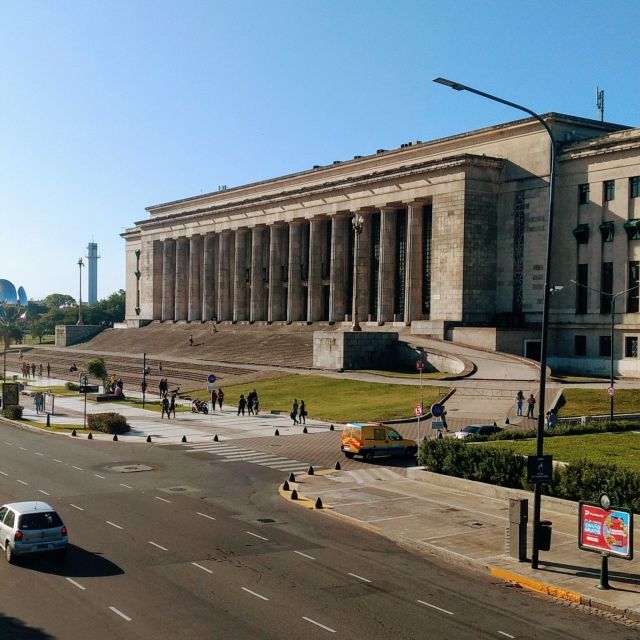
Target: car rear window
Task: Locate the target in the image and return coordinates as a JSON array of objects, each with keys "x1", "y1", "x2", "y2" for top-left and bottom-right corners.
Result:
[{"x1": 18, "y1": 512, "x2": 63, "y2": 530}]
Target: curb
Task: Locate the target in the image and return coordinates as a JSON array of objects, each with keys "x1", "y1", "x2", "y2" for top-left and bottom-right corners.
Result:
[{"x1": 489, "y1": 567, "x2": 581, "y2": 604}]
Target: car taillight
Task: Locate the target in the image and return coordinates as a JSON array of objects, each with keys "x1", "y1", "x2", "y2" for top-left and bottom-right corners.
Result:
[
  {"x1": 14, "y1": 530, "x2": 23, "y2": 542},
  {"x1": 61, "y1": 526, "x2": 67, "y2": 536}
]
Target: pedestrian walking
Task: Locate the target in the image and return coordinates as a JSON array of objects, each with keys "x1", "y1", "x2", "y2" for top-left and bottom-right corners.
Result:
[
  {"x1": 31, "y1": 363, "x2": 36, "y2": 378},
  {"x1": 161, "y1": 396, "x2": 170, "y2": 419},
  {"x1": 169, "y1": 394, "x2": 176, "y2": 418},
  {"x1": 291, "y1": 399, "x2": 299, "y2": 425},
  {"x1": 218, "y1": 388, "x2": 224, "y2": 410},
  {"x1": 526, "y1": 393, "x2": 536, "y2": 419},
  {"x1": 299, "y1": 400, "x2": 307, "y2": 425},
  {"x1": 515, "y1": 390, "x2": 524, "y2": 417},
  {"x1": 38, "y1": 364, "x2": 43, "y2": 378},
  {"x1": 246, "y1": 390, "x2": 254, "y2": 416},
  {"x1": 546, "y1": 409, "x2": 557, "y2": 429},
  {"x1": 210, "y1": 389, "x2": 218, "y2": 409},
  {"x1": 252, "y1": 389, "x2": 259, "y2": 415},
  {"x1": 158, "y1": 361, "x2": 163, "y2": 372},
  {"x1": 18, "y1": 349, "x2": 23, "y2": 362},
  {"x1": 189, "y1": 334, "x2": 194, "y2": 347},
  {"x1": 237, "y1": 394, "x2": 246, "y2": 416},
  {"x1": 46, "y1": 362, "x2": 50, "y2": 378}
]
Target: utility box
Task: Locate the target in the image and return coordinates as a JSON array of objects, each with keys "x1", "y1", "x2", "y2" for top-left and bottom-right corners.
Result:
[
  {"x1": 507, "y1": 498, "x2": 528, "y2": 562},
  {"x1": 537, "y1": 520, "x2": 552, "y2": 551}
]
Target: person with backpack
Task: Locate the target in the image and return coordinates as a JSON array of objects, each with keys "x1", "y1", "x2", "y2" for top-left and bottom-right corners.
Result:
[{"x1": 299, "y1": 400, "x2": 307, "y2": 425}]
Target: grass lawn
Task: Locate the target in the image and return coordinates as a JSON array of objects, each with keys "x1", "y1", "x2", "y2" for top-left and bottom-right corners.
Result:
[
  {"x1": 20, "y1": 419, "x2": 86, "y2": 433},
  {"x1": 484, "y1": 432, "x2": 640, "y2": 473},
  {"x1": 21, "y1": 334, "x2": 55, "y2": 345},
  {"x1": 22, "y1": 385, "x2": 79, "y2": 397},
  {"x1": 360, "y1": 370, "x2": 448, "y2": 380},
  {"x1": 559, "y1": 388, "x2": 640, "y2": 416},
  {"x1": 187, "y1": 373, "x2": 448, "y2": 423}
]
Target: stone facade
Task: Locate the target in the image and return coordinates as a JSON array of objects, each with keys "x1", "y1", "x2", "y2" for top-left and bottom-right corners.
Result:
[{"x1": 123, "y1": 113, "x2": 640, "y2": 376}]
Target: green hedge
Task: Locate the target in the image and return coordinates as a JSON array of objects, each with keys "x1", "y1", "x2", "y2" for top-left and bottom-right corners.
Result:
[
  {"x1": 87, "y1": 412, "x2": 130, "y2": 434},
  {"x1": 1, "y1": 405, "x2": 23, "y2": 420},
  {"x1": 65, "y1": 382, "x2": 79, "y2": 391},
  {"x1": 419, "y1": 439, "x2": 640, "y2": 511}
]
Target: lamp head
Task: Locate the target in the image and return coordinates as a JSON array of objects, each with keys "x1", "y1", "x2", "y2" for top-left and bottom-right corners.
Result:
[{"x1": 433, "y1": 77, "x2": 465, "y2": 91}]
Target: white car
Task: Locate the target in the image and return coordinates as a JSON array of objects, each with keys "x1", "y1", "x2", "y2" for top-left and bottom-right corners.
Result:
[{"x1": 454, "y1": 425, "x2": 503, "y2": 440}]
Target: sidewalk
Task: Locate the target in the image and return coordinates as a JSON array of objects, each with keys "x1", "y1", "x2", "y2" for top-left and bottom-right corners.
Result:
[{"x1": 281, "y1": 465, "x2": 640, "y2": 623}]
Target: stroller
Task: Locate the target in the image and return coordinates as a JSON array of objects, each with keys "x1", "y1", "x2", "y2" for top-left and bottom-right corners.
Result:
[{"x1": 191, "y1": 399, "x2": 209, "y2": 414}]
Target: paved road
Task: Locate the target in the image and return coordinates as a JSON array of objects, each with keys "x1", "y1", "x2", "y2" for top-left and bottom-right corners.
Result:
[{"x1": 0, "y1": 420, "x2": 631, "y2": 639}]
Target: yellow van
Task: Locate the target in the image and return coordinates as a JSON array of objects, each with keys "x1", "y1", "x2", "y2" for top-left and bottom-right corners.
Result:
[{"x1": 341, "y1": 423, "x2": 417, "y2": 463}]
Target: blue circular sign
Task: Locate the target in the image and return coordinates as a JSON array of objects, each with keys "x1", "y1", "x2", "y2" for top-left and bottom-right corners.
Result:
[
  {"x1": 431, "y1": 403, "x2": 445, "y2": 417},
  {"x1": 207, "y1": 374, "x2": 217, "y2": 383}
]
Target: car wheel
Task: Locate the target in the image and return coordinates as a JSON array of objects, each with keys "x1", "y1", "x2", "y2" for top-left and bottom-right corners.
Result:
[
  {"x1": 362, "y1": 451, "x2": 374, "y2": 463},
  {"x1": 5, "y1": 543, "x2": 14, "y2": 564},
  {"x1": 344, "y1": 452, "x2": 355, "y2": 459}
]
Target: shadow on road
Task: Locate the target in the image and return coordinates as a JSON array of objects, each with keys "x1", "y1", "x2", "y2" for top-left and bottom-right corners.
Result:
[
  {"x1": 0, "y1": 613, "x2": 55, "y2": 639},
  {"x1": 21, "y1": 544, "x2": 124, "y2": 578}
]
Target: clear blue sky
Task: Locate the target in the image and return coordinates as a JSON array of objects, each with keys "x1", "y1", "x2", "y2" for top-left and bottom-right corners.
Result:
[{"x1": 2, "y1": 0, "x2": 639, "y2": 301}]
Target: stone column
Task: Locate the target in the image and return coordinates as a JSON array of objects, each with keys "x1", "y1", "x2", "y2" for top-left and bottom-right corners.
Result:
[
  {"x1": 234, "y1": 228, "x2": 249, "y2": 322},
  {"x1": 188, "y1": 235, "x2": 202, "y2": 322},
  {"x1": 268, "y1": 224, "x2": 284, "y2": 322},
  {"x1": 152, "y1": 241, "x2": 163, "y2": 320},
  {"x1": 404, "y1": 202, "x2": 424, "y2": 325},
  {"x1": 307, "y1": 218, "x2": 324, "y2": 322},
  {"x1": 287, "y1": 221, "x2": 304, "y2": 322},
  {"x1": 358, "y1": 212, "x2": 372, "y2": 322},
  {"x1": 250, "y1": 226, "x2": 267, "y2": 321},
  {"x1": 217, "y1": 231, "x2": 232, "y2": 321},
  {"x1": 377, "y1": 207, "x2": 396, "y2": 323},
  {"x1": 202, "y1": 233, "x2": 216, "y2": 320},
  {"x1": 161, "y1": 238, "x2": 176, "y2": 321},
  {"x1": 329, "y1": 215, "x2": 348, "y2": 322},
  {"x1": 174, "y1": 236, "x2": 190, "y2": 321}
]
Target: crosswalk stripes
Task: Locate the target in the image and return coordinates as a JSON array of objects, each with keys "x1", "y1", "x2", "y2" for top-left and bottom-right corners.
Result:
[{"x1": 181, "y1": 442, "x2": 314, "y2": 474}]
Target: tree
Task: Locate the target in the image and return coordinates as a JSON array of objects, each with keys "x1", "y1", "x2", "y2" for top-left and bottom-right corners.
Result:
[
  {"x1": 42, "y1": 293, "x2": 76, "y2": 309},
  {"x1": 86, "y1": 357, "x2": 108, "y2": 390},
  {"x1": 30, "y1": 319, "x2": 51, "y2": 344},
  {"x1": 0, "y1": 322, "x2": 23, "y2": 350}
]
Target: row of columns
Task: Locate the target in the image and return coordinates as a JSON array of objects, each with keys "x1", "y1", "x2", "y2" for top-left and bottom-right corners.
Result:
[{"x1": 155, "y1": 203, "x2": 426, "y2": 325}]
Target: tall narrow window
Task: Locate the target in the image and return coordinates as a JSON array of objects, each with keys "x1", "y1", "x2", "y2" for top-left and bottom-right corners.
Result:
[
  {"x1": 628, "y1": 261, "x2": 640, "y2": 313},
  {"x1": 604, "y1": 180, "x2": 615, "y2": 202},
  {"x1": 578, "y1": 183, "x2": 590, "y2": 205},
  {"x1": 599, "y1": 335, "x2": 611, "y2": 357},
  {"x1": 422, "y1": 205, "x2": 432, "y2": 315},
  {"x1": 369, "y1": 212, "x2": 380, "y2": 318},
  {"x1": 576, "y1": 264, "x2": 588, "y2": 314},
  {"x1": 394, "y1": 210, "x2": 406, "y2": 316},
  {"x1": 574, "y1": 335, "x2": 587, "y2": 356},
  {"x1": 625, "y1": 336, "x2": 638, "y2": 357},
  {"x1": 601, "y1": 262, "x2": 613, "y2": 314},
  {"x1": 631, "y1": 177, "x2": 640, "y2": 199}
]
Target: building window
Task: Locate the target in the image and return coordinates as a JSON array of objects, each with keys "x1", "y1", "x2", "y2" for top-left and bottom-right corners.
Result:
[
  {"x1": 578, "y1": 184, "x2": 590, "y2": 205},
  {"x1": 624, "y1": 219, "x2": 640, "y2": 240},
  {"x1": 604, "y1": 180, "x2": 615, "y2": 201},
  {"x1": 599, "y1": 335, "x2": 611, "y2": 357},
  {"x1": 574, "y1": 335, "x2": 587, "y2": 356},
  {"x1": 576, "y1": 263, "x2": 588, "y2": 314},
  {"x1": 625, "y1": 336, "x2": 638, "y2": 358},
  {"x1": 572, "y1": 224, "x2": 589, "y2": 244},
  {"x1": 631, "y1": 176, "x2": 640, "y2": 199},
  {"x1": 599, "y1": 221, "x2": 614, "y2": 242},
  {"x1": 601, "y1": 262, "x2": 613, "y2": 314},
  {"x1": 628, "y1": 262, "x2": 640, "y2": 313}
]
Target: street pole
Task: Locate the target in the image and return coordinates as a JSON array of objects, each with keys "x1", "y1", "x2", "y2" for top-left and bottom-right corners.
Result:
[
  {"x1": 434, "y1": 78, "x2": 557, "y2": 570},
  {"x1": 351, "y1": 214, "x2": 364, "y2": 331},
  {"x1": 610, "y1": 296, "x2": 615, "y2": 422},
  {"x1": 143, "y1": 352, "x2": 147, "y2": 409}
]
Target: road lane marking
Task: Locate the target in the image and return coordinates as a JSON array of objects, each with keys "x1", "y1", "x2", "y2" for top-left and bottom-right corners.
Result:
[
  {"x1": 72, "y1": 466, "x2": 84, "y2": 471},
  {"x1": 34, "y1": 452, "x2": 44, "y2": 457},
  {"x1": 94, "y1": 474, "x2": 106, "y2": 479},
  {"x1": 197, "y1": 512, "x2": 216, "y2": 521},
  {"x1": 0, "y1": 471, "x2": 8, "y2": 476},
  {"x1": 302, "y1": 617, "x2": 336, "y2": 633},
  {"x1": 148, "y1": 540, "x2": 168, "y2": 551},
  {"x1": 348, "y1": 572, "x2": 372, "y2": 583},
  {"x1": 66, "y1": 578, "x2": 86, "y2": 590},
  {"x1": 119, "y1": 483, "x2": 132, "y2": 489},
  {"x1": 498, "y1": 632, "x2": 515, "y2": 639},
  {"x1": 53, "y1": 459, "x2": 63, "y2": 463},
  {"x1": 155, "y1": 496, "x2": 171, "y2": 503},
  {"x1": 417, "y1": 600, "x2": 454, "y2": 616},
  {"x1": 70, "y1": 504, "x2": 84, "y2": 511},
  {"x1": 241, "y1": 587, "x2": 269, "y2": 601},
  {"x1": 18, "y1": 447, "x2": 28, "y2": 451},
  {"x1": 294, "y1": 551, "x2": 316, "y2": 560},
  {"x1": 192, "y1": 562, "x2": 213, "y2": 574},
  {"x1": 245, "y1": 531, "x2": 269, "y2": 541},
  {"x1": 38, "y1": 490, "x2": 50, "y2": 496},
  {"x1": 3, "y1": 442, "x2": 12, "y2": 446},
  {"x1": 109, "y1": 606, "x2": 132, "y2": 622},
  {"x1": 106, "y1": 521, "x2": 123, "y2": 530},
  {"x1": 17, "y1": 480, "x2": 28, "y2": 485}
]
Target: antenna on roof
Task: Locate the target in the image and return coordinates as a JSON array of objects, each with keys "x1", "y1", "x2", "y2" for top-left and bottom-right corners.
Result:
[{"x1": 596, "y1": 86, "x2": 605, "y2": 122}]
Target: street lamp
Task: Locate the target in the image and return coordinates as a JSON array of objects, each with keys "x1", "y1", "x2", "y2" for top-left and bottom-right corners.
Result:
[
  {"x1": 77, "y1": 258, "x2": 85, "y2": 326},
  {"x1": 434, "y1": 77, "x2": 557, "y2": 570},
  {"x1": 351, "y1": 214, "x2": 364, "y2": 331}
]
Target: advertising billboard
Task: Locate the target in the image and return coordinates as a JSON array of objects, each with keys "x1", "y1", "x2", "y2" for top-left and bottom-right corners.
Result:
[{"x1": 578, "y1": 501, "x2": 633, "y2": 559}]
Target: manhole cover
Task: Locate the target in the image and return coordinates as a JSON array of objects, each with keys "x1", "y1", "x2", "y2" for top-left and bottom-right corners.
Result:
[{"x1": 107, "y1": 464, "x2": 154, "y2": 473}]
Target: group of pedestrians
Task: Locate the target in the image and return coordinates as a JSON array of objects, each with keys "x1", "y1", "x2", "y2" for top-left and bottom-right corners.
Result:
[
  {"x1": 237, "y1": 389, "x2": 259, "y2": 416},
  {"x1": 158, "y1": 378, "x2": 177, "y2": 399},
  {"x1": 161, "y1": 394, "x2": 177, "y2": 419},
  {"x1": 209, "y1": 388, "x2": 224, "y2": 410},
  {"x1": 515, "y1": 390, "x2": 557, "y2": 428},
  {"x1": 33, "y1": 391, "x2": 45, "y2": 414},
  {"x1": 290, "y1": 398, "x2": 307, "y2": 425},
  {"x1": 21, "y1": 361, "x2": 43, "y2": 379}
]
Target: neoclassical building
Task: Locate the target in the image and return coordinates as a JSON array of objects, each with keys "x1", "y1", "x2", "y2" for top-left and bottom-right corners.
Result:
[{"x1": 123, "y1": 113, "x2": 640, "y2": 376}]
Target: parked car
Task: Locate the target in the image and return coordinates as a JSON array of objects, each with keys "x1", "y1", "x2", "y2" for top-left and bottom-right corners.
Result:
[
  {"x1": 454, "y1": 424, "x2": 503, "y2": 440},
  {"x1": 0, "y1": 501, "x2": 68, "y2": 563},
  {"x1": 341, "y1": 423, "x2": 417, "y2": 462}
]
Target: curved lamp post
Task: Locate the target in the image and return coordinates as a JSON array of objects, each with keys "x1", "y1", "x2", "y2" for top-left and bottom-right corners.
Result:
[
  {"x1": 351, "y1": 214, "x2": 364, "y2": 331},
  {"x1": 433, "y1": 77, "x2": 557, "y2": 570}
]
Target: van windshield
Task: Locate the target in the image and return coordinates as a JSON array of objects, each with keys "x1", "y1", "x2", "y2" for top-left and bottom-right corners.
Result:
[{"x1": 18, "y1": 512, "x2": 63, "y2": 530}]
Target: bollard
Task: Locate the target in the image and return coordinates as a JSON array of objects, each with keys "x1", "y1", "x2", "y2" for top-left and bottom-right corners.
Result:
[
  {"x1": 334, "y1": 461, "x2": 341, "y2": 470},
  {"x1": 315, "y1": 497, "x2": 323, "y2": 509},
  {"x1": 291, "y1": 489, "x2": 298, "y2": 500},
  {"x1": 71, "y1": 429, "x2": 77, "y2": 437},
  {"x1": 88, "y1": 433, "x2": 93, "y2": 440},
  {"x1": 146, "y1": 435, "x2": 151, "y2": 443},
  {"x1": 288, "y1": 472, "x2": 296, "y2": 482},
  {"x1": 113, "y1": 434, "x2": 118, "y2": 442},
  {"x1": 181, "y1": 435, "x2": 187, "y2": 443},
  {"x1": 213, "y1": 434, "x2": 219, "y2": 442},
  {"x1": 46, "y1": 414, "x2": 50, "y2": 428},
  {"x1": 303, "y1": 426, "x2": 308, "y2": 434},
  {"x1": 275, "y1": 429, "x2": 280, "y2": 436},
  {"x1": 329, "y1": 424, "x2": 334, "y2": 431},
  {"x1": 283, "y1": 480, "x2": 290, "y2": 491},
  {"x1": 307, "y1": 466, "x2": 314, "y2": 476}
]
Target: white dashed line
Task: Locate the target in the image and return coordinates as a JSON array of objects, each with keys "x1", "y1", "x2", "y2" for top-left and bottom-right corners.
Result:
[
  {"x1": 94, "y1": 474, "x2": 105, "y2": 479},
  {"x1": 109, "y1": 606, "x2": 132, "y2": 622},
  {"x1": 417, "y1": 600, "x2": 454, "y2": 616},
  {"x1": 154, "y1": 496, "x2": 171, "y2": 503},
  {"x1": 34, "y1": 452, "x2": 44, "y2": 457},
  {"x1": 192, "y1": 562, "x2": 213, "y2": 574},
  {"x1": 294, "y1": 551, "x2": 316, "y2": 560},
  {"x1": 148, "y1": 541, "x2": 168, "y2": 551},
  {"x1": 66, "y1": 578, "x2": 86, "y2": 590},
  {"x1": 38, "y1": 490, "x2": 50, "y2": 496},
  {"x1": 72, "y1": 466, "x2": 83, "y2": 471},
  {"x1": 241, "y1": 587, "x2": 269, "y2": 601},
  {"x1": 3, "y1": 442, "x2": 12, "y2": 446},
  {"x1": 245, "y1": 531, "x2": 269, "y2": 541},
  {"x1": 70, "y1": 504, "x2": 84, "y2": 511},
  {"x1": 119, "y1": 483, "x2": 132, "y2": 489},
  {"x1": 106, "y1": 521, "x2": 123, "y2": 530},
  {"x1": 0, "y1": 471, "x2": 8, "y2": 476},
  {"x1": 18, "y1": 447, "x2": 28, "y2": 451},
  {"x1": 17, "y1": 480, "x2": 28, "y2": 485},
  {"x1": 53, "y1": 459, "x2": 63, "y2": 463},
  {"x1": 498, "y1": 632, "x2": 515, "y2": 639},
  {"x1": 348, "y1": 572, "x2": 372, "y2": 583},
  {"x1": 197, "y1": 512, "x2": 216, "y2": 521},
  {"x1": 302, "y1": 617, "x2": 336, "y2": 633}
]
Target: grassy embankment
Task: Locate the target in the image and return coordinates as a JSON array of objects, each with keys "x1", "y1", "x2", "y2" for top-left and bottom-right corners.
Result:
[{"x1": 558, "y1": 388, "x2": 640, "y2": 416}]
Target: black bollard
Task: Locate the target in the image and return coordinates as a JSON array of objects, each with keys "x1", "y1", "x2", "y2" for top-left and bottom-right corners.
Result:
[
  {"x1": 113, "y1": 434, "x2": 118, "y2": 442},
  {"x1": 315, "y1": 497, "x2": 323, "y2": 509},
  {"x1": 291, "y1": 489, "x2": 298, "y2": 500},
  {"x1": 88, "y1": 432, "x2": 93, "y2": 440},
  {"x1": 330, "y1": 424, "x2": 334, "y2": 431},
  {"x1": 303, "y1": 426, "x2": 308, "y2": 434},
  {"x1": 71, "y1": 429, "x2": 77, "y2": 437},
  {"x1": 308, "y1": 466, "x2": 314, "y2": 476},
  {"x1": 283, "y1": 480, "x2": 290, "y2": 491},
  {"x1": 275, "y1": 429, "x2": 280, "y2": 436},
  {"x1": 46, "y1": 414, "x2": 50, "y2": 428},
  {"x1": 146, "y1": 435, "x2": 152, "y2": 443},
  {"x1": 335, "y1": 461, "x2": 341, "y2": 470},
  {"x1": 181, "y1": 435, "x2": 187, "y2": 443},
  {"x1": 288, "y1": 472, "x2": 296, "y2": 482},
  {"x1": 213, "y1": 434, "x2": 219, "y2": 442}
]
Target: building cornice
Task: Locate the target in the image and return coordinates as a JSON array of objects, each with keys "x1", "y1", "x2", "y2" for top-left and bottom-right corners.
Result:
[{"x1": 558, "y1": 127, "x2": 640, "y2": 161}]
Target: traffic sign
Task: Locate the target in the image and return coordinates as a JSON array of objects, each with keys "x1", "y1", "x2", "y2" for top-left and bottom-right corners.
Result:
[
  {"x1": 431, "y1": 421, "x2": 444, "y2": 430},
  {"x1": 207, "y1": 374, "x2": 217, "y2": 384},
  {"x1": 607, "y1": 386, "x2": 615, "y2": 397},
  {"x1": 414, "y1": 404, "x2": 423, "y2": 417},
  {"x1": 207, "y1": 383, "x2": 217, "y2": 392},
  {"x1": 527, "y1": 455, "x2": 553, "y2": 484},
  {"x1": 416, "y1": 360, "x2": 425, "y2": 371},
  {"x1": 431, "y1": 403, "x2": 445, "y2": 417}
]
